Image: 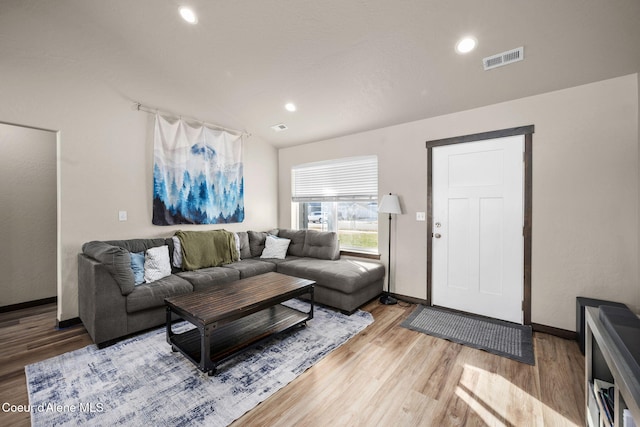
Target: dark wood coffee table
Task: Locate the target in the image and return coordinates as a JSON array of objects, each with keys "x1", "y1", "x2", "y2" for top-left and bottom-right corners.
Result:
[{"x1": 165, "y1": 272, "x2": 314, "y2": 375}]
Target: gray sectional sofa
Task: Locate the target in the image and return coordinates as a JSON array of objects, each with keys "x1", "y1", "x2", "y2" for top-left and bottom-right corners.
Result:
[{"x1": 78, "y1": 229, "x2": 385, "y2": 347}]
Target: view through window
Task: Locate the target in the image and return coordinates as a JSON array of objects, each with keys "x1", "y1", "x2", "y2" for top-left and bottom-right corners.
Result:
[{"x1": 291, "y1": 156, "x2": 378, "y2": 253}]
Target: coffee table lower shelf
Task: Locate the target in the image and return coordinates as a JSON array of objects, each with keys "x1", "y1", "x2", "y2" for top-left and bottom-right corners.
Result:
[{"x1": 168, "y1": 304, "x2": 310, "y2": 375}]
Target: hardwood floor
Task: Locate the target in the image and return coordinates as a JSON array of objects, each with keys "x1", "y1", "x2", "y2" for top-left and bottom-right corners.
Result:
[
  {"x1": 0, "y1": 301, "x2": 585, "y2": 426},
  {"x1": 0, "y1": 304, "x2": 94, "y2": 427}
]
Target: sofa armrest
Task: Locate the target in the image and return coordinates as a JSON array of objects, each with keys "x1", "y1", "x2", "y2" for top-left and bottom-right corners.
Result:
[
  {"x1": 78, "y1": 254, "x2": 128, "y2": 346},
  {"x1": 82, "y1": 241, "x2": 135, "y2": 295}
]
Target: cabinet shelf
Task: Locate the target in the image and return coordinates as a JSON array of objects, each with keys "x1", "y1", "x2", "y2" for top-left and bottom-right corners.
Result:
[
  {"x1": 169, "y1": 304, "x2": 310, "y2": 372},
  {"x1": 585, "y1": 307, "x2": 640, "y2": 427}
]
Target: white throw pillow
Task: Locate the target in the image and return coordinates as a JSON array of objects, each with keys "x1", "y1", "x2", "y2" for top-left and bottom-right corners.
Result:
[
  {"x1": 260, "y1": 235, "x2": 291, "y2": 260},
  {"x1": 172, "y1": 236, "x2": 182, "y2": 268},
  {"x1": 144, "y1": 245, "x2": 172, "y2": 283},
  {"x1": 233, "y1": 232, "x2": 241, "y2": 260}
]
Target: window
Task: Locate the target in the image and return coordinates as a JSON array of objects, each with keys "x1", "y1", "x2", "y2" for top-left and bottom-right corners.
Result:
[{"x1": 291, "y1": 156, "x2": 378, "y2": 253}]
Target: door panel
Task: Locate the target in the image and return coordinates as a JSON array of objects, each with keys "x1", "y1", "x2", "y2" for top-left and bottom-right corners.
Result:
[
  {"x1": 479, "y1": 197, "x2": 503, "y2": 296},
  {"x1": 432, "y1": 136, "x2": 524, "y2": 323},
  {"x1": 448, "y1": 149, "x2": 503, "y2": 188},
  {"x1": 447, "y1": 198, "x2": 470, "y2": 290}
]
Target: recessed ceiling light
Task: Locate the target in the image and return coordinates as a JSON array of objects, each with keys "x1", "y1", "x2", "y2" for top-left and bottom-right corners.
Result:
[
  {"x1": 284, "y1": 103, "x2": 297, "y2": 112},
  {"x1": 455, "y1": 37, "x2": 477, "y2": 54},
  {"x1": 179, "y1": 6, "x2": 198, "y2": 24}
]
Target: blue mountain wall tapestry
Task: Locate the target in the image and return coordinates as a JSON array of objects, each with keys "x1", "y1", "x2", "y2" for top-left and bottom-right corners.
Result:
[{"x1": 152, "y1": 114, "x2": 244, "y2": 225}]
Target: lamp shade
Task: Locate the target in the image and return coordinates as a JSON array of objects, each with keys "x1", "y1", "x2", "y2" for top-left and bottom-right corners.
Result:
[{"x1": 378, "y1": 194, "x2": 402, "y2": 214}]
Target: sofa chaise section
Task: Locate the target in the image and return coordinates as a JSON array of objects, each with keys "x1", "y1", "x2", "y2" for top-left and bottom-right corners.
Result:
[{"x1": 276, "y1": 258, "x2": 384, "y2": 314}]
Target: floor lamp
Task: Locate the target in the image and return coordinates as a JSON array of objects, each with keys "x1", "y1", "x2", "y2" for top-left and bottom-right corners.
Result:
[{"x1": 379, "y1": 193, "x2": 402, "y2": 305}]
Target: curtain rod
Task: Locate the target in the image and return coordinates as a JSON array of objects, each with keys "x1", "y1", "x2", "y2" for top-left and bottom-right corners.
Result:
[{"x1": 133, "y1": 102, "x2": 250, "y2": 138}]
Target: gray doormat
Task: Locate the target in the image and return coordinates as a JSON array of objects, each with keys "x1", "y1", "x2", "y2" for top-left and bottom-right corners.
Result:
[{"x1": 401, "y1": 305, "x2": 534, "y2": 365}]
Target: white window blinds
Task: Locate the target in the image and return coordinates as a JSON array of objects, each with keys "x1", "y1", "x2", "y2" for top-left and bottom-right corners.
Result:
[{"x1": 292, "y1": 156, "x2": 378, "y2": 202}]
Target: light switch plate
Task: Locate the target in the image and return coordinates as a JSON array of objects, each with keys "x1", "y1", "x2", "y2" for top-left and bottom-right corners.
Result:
[
  {"x1": 416, "y1": 212, "x2": 426, "y2": 221},
  {"x1": 118, "y1": 211, "x2": 128, "y2": 221}
]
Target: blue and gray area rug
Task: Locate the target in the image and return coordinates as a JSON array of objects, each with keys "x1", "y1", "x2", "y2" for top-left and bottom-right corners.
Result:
[
  {"x1": 25, "y1": 300, "x2": 373, "y2": 426},
  {"x1": 401, "y1": 305, "x2": 534, "y2": 365}
]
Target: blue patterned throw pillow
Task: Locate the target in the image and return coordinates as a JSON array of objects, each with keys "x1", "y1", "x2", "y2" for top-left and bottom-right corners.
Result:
[{"x1": 130, "y1": 252, "x2": 145, "y2": 285}]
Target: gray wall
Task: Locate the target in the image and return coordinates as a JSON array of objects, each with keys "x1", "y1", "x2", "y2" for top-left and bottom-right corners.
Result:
[
  {"x1": 0, "y1": 123, "x2": 57, "y2": 306},
  {"x1": 279, "y1": 74, "x2": 640, "y2": 331}
]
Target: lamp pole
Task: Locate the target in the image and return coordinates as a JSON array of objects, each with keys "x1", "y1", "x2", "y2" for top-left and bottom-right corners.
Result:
[{"x1": 380, "y1": 194, "x2": 398, "y2": 305}]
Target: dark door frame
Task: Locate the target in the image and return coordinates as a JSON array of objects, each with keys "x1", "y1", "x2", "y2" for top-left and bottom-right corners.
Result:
[{"x1": 425, "y1": 125, "x2": 534, "y2": 324}]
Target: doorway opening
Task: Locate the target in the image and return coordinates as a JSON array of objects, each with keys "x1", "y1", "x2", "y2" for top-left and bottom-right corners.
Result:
[{"x1": 0, "y1": 122, "x2": 58, "y2": 310}]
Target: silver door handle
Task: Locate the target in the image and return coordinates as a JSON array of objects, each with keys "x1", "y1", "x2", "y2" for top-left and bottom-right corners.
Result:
[{"x1": 434, "y1": 233, "x2": 442, "y2": 239}]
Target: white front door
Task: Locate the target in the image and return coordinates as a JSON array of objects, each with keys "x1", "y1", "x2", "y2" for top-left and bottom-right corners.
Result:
[{"x1": 432, "y1": 136, "x2": 524, "y2": 324}]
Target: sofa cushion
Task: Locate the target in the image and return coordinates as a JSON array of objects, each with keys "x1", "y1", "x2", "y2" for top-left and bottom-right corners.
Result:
[
  {"x1": 82, "y1": 241, "x2": 135, "y2": 295},
  {"x1": 236, "y1": 231, "x2": 252, "y2": 259},
  {"x1": 106, "y1": 238, "x2": 175, "y2": 267},
  {"x1": 277, "y1": 229, "x2": 306, "y2": 256},
  {"x1": 248, "y1": 230, "x2": 279, "y2": 257},
  {"x1": 222, "y1": 259, "x2": 277, "y2": 278},
  {"x1": 276, "y1": 258, "x2": 384, "y2": 293},
  {"x1": 104, "y1": 238, "x2": 168, "y2": 254},
  {"x1": 302, "y1": 230, "x2": 340, "y2": 260},
  {"x1": 261, "y1": 256, "x2": 301, "y2": 266},
  {"x1": 126, "y1": 274, "x2": 193, "y2": 313},
  {"x1": 176, "y1": 267, "x2": 240, "y2": 291}
]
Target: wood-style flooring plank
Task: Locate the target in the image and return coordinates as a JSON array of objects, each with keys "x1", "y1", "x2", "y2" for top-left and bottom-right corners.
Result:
[
  {"x1": 235, "y1": 301, "x2": 585, "y2": 427},
  {"x1": 534, "y1": 332, "x2": 585, "y2": 426},
  {"x1": 0, "y1": 301, "x2": 585, "y2": 427}
]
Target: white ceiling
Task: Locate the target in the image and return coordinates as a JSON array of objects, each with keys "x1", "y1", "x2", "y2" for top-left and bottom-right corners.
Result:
[{"x1": 2, "y1": 0, "x2": 639, "y2": 147}]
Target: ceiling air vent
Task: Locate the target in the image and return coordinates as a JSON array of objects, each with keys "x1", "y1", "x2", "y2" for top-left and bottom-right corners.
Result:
[
  {"x1": 270, "y1": 123, "x2": 288, "y2": 132},
  {"x1": 483, "y1": 47, "x2": 524, "y2": 70}
]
